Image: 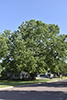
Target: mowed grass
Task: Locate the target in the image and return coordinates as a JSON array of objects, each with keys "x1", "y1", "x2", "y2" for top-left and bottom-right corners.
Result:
[
  {"x1": 0, "y1": 76, "x2": 67, "y2": 88},
  {"x1": 0, "y1": 79, "x2": 50, "y2": 88}
]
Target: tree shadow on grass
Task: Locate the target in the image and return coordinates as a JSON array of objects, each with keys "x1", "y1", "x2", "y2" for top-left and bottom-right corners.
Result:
[
  {"x1": 0, "y1": 90, "x2": 67, "y2": 100},
  {"x1": 0, "y1": 80, "x2": 67, "y2": 88},
  {"x1": 0, "y1": 79, "x2": 67, "y2": 87},
  {"x1": 13, "y1": 79, "x2": 67, "y2": 88}
]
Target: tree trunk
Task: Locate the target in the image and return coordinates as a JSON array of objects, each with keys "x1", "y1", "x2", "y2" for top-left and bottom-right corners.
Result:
[{"x1": 30, "y1": 73, "x2": 37, "y2": 80}]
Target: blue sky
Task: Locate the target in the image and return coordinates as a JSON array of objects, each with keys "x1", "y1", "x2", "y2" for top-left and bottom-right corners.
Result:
[{"x1": 0, "y1": 0, "x2": 67, "y2": 34}]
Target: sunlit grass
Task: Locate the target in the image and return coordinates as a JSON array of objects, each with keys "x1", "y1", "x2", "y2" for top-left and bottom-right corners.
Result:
[{"x1": 0, "y1": 85, "x2": 12, "y2": 88}]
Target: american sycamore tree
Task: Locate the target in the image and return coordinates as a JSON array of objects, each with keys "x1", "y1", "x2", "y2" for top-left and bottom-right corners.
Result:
[{"x1": 1, "y1": 20, "x2": 67, "y2": 80}]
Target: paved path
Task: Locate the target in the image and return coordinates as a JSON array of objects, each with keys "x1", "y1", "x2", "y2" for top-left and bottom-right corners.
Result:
[{"x1": 0, "y1": 79, "x2": 67, "y2": 100}]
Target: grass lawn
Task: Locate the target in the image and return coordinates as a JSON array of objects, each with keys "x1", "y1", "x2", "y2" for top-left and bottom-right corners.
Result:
[{"x1": 0, "y1": 76, "x2": 67, "y2": 88}]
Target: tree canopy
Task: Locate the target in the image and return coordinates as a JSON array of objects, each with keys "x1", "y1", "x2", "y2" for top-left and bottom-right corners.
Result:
[{"x1": 0, "y1": 19, "x2": 67, "y2": 79}]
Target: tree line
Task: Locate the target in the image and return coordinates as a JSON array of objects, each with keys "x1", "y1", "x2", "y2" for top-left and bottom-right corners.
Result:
[{"x1": 0, "y1": 19, "x2": 67, "y2": 79}]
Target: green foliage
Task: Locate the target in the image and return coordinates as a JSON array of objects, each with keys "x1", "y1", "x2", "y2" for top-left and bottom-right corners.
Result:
[
  {"x1": 0, "y1": 64, "x2": 2, "y2": 74},
  {"x1": 54, "y1": 65, "x2": 60, "y2": 73},
  {"x1": 0, "y1": 35, "x2": 8, "y2": 59},
  {"x1": 1, "y1": 20, "x2": 67, "y2": 79}
]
